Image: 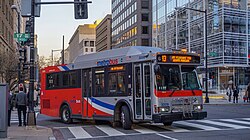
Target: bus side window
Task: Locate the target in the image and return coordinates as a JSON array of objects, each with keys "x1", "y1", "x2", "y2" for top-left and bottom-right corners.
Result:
[
  {"x1": 108, "y1": 72, "x2": 126, "y2": 95},
  {"x1": 46, "y1": 73, "x2": 60, "y2": 89},
  {"x1": 94, "y1": 68, "x2": 105, "y2": 96},
  {"x1": 117, "y1": 72, "x2": 125, "y2": 94}
]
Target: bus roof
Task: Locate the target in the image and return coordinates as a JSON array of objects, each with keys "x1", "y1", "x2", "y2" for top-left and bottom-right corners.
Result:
[
  {"x1": 69, "y1": 46, "x2": 164, "y2": 69},
  {"x1": 42, "y1": 46, "x2": 200, "y2": 72}
]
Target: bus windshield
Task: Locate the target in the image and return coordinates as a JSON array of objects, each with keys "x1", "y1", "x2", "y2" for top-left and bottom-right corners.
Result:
[
  {"x1": 155, "y1": 65, "x2": 200, "y2": 91},
  {"x1": 181, "y1": 66, "x2": 200, "y2": 90},
  {"x1": 155, "y1": 65, "x2": 181, "y2": 91}
]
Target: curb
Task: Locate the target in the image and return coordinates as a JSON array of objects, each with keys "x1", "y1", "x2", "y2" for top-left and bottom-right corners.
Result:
[{"x1": 202, "y1": 96, "x2": 226, "y2": 100}]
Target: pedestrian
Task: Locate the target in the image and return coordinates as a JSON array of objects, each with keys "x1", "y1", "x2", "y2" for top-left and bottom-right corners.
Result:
[
  {"x1": 233, "y1": 85, "x2": 239, "y2": 103},
  {"x1": 8, "y1": 90, "x2": 14, "y2": 127},
  {"x1": 15, "y1": 84, "x2": 28, "y2": 126},
  {"x1": 247, "y1": 83, "x2": 250, "y2": 102},
  {"x1": 34, "y1": 86, "x2": 39, "y2": 107},
  {"x1": 226, "y1": 85, "x2": 233, "y2": 102}
]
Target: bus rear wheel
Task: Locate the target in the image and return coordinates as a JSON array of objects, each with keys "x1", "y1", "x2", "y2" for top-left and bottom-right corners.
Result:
[
  {"x1": 121, "y1": 106, "x2": 132, "y2": 130},
  {"x1": 60, "y1": 105, "x2": 72, "y2": 124},
  {"x1": 163, "y1": 121, "x2": 173, "y2": 126}
]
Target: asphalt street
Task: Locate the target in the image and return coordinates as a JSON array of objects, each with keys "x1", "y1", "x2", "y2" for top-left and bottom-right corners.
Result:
[{"x1": 10, "y1": 104, "x2": 250, "y2": 140}]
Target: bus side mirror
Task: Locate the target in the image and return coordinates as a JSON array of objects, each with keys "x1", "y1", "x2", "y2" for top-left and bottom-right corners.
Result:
[{"x1": 154, "y1": 64, "x2": 161, "y2": 74}]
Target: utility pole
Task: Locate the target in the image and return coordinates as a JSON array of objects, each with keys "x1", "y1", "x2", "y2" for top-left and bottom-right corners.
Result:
[
  {"x1": 175, "y1": 6, "x2": 209, "y2": 103},
  {"x1": 25, "y1": 0, "x2": 91, "y2": 126},
  {"x1": 27, "y1": 0, "x2": 36, "y2": 126}
]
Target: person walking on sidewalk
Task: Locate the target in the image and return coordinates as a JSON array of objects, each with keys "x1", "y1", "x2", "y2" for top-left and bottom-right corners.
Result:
[
  {"x1": 16, "y1": 84, "x2": 28, "y2": 126},
  {"x1": 233, "y1": 85, "x2": 239, "y2": 103},
  {"x1": 227, "y1": 85, "x2": 233, "y2": 102},
  {"x1": 8, "y1": 90, "x2": 14, "y2": 126}
]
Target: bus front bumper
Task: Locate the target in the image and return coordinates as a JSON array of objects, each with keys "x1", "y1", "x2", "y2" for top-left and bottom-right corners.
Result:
[{"x1": 152, "y1": 111, "x2": 207, "y2": 123}]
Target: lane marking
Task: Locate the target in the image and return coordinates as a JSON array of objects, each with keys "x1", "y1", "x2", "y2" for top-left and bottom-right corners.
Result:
[
  {"x1": 200, "y1": 120, "x2": 249, "y2": 129},
  {"x1": 220, "y1": 119, "x2": 250, "y2": 125},
  {"x1": 68, "y1": 127, "x2": 92, "y2": 139},
  {"x1": 96, "y1": 125, "x2": 125, "y2": 136},
  {"x1": 174, "y1": 121, "x2": 220, "y2": 131},
  {"x1": 241, "y1": 118, "x2": 250, "y2": 121},
  {"x1": 133, "y1": 125, "x2": 157, "y2": 134},
  {"x1": 157, "y1": 125, "x2": 190, "y2": 132},
  {"x1": 156, "y1": 133, "x2": 179, "y2": 140}
]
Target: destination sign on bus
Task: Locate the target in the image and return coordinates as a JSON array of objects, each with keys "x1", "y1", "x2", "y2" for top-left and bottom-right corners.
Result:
[{"x1": 157, "y1": 54, "x2": 200, "y2": 64}]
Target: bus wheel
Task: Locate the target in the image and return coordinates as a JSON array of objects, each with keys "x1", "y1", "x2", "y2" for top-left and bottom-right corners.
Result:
[
  {"x1": 60, "y1": 105, "x2": 72, "y2": 124},
  {"x1": 121, "y1": 106, "x2": 132, "y2": 130},
  {"x1": 163, "y1": 122, "x2": 173, "y2": 126}
]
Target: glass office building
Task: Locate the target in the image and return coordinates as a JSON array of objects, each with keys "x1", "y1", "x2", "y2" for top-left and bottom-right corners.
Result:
[{"x1": 153, "y1": 0, "x2": 250, "y2": 91}]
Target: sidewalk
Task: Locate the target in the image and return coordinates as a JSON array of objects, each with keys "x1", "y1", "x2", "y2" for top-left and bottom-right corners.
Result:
[
  {"x1": 1, "y1": 106, "x2": 55, "y2": 140},
  {"x1": 3, "y1": 126, "x2": 54, "y2": 140}
]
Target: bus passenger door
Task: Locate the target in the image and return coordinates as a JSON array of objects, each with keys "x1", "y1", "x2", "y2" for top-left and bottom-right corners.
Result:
[
  {"x1": 133, "y1": 63, "x2": 152, "y2": 120},
  {"x1": 143, "y1": 63, "x2": 152, "y2": 120},
  {"x1": 134, "y1": 64, "x2": 143, "y2": 120},
  {"x1": 82, "y1": 69, "x2": 92, "y2": 118}
]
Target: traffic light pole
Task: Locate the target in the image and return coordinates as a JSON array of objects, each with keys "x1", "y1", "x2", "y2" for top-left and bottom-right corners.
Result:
[
  {"x1": 26, "y1": 0, "x2": 91, "y2": 126},
  {"x1": 27, "y1": 0, "x2": 36, "y2": 126}
]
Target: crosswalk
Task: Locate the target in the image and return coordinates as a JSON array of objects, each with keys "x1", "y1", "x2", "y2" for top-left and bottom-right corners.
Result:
[
  {"x1": 10, "y1": 112, "x2": 39, "y2": 124},
  {"x1": 53, "y1": 118, "x2": 250, "y2": 140}
]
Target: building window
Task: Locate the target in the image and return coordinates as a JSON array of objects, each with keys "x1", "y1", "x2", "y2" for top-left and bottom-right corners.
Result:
[
  {"x1": 84, "y1": 41, "x2": 89, "y2": 46},
  {"x1": 142, "y1": 26, "x2": 148, "y2": 34},
  {"x1": 142, "y1": 1, "x2": 149, "y2": 9},
  {"x1": 91, "y1": 48, "x2": 94, "y2": 52},
  {"x1": 142, "y1": 13, "x2": 149, "y2": 21},
  {"x1": 90, "y1": 41, "x2": 94, "y2": 46},
  {"x1": 85, "y1": 48, "x2": 88, "y2": 52},
  {"x1": 142, "y1": 39, "x2": 149, "y2": 46}
]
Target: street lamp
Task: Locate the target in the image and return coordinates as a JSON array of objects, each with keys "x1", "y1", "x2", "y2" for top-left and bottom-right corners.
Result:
[
  {"x1": 51, "y1": 49, "x2": 61, "y2": 66},
  {"x1": 176, "y1": 7, "x2": 209, "y2": 103},
  {"x1": 11, "y1": 5, "x2": 22, "y2": 84}
]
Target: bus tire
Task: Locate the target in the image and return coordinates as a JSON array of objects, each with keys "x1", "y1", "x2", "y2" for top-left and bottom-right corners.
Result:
[
  {"x1": 60, "y1": 105, "x2": 72, "y2": 124},
  {"x1": 163, "y1": 121, "x2": 173, "y2": 126},
  {"x1": 121, "y1": 106, "x2": 132, "y2": 130}
]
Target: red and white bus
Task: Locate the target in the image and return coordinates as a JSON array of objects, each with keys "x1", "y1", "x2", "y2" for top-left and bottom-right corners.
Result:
[{"x1": 40, "y1": 46, "x2": 207, "y2": 129}]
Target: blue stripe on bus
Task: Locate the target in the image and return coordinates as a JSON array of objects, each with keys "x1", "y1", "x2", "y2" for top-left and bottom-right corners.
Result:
[
  {"x1": 62, "y1": 65, "x2": 70, "y2": 71},
  {"x1": 91, "y1": 98, "x2": 115, "y2": 110}
]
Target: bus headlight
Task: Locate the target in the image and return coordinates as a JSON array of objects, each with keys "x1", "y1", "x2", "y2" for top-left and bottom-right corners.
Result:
[
  {"x1": 193, "y1": 105, "x2": 202, "y2": 110},
  {"x1": 158, "y1": 106, "x2": 170, "y2": 113}
]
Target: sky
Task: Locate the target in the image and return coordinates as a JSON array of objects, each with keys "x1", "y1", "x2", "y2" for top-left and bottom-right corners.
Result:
[{"x1": 35, "y1": 0, "x2": 111, "y2": 57}]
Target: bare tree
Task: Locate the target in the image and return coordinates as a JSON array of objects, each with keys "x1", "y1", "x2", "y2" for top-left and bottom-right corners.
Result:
[
  {"x1": 38, "y1": 55, "x2": 54, "y2": 69},
  {"x1": 0, "y1": 51, "x2": 18, "y2": 87}
]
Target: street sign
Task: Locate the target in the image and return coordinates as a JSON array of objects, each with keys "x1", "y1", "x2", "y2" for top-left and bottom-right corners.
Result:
[
  {"x1": 14, "y1": 33, "x2": 30, "y2": 39},
  {"x1": 17, "y1": 38, "x2": 28, "y2": 42}
]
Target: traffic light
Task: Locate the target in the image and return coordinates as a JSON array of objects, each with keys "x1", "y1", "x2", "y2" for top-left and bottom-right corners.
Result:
[
  {"x1": 23, "y1": 47, "x2": 27, "y2": 63},
  {"x1": 74, "y1": 0, "x2": 88, "y2": 19},
  {"x1": 25, "y1": 19, "x2": 32, "y2": 34}
]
